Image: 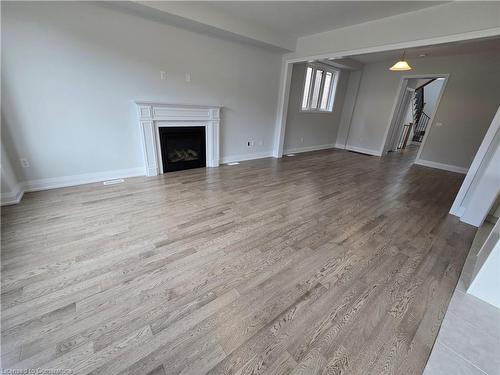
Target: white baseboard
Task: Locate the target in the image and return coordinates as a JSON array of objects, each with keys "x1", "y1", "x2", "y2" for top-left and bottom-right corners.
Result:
[
  {"x1": 284, "y1": 143, "x2": 336, "y2": 154},
  {"x1": 334, "y1": 143, "x2": 347, "y2": 150},
  {"x1": 1, "y1": 167, "x2": 146, "y2": 205},
  {"x1": 414, "y1": 159, "x2": 468, "y2": 174},
  {"x1": 221, "y1": 151, "x2": 274, "y2": 164},
  {"x1": 459, "y1": 215, "x2": 481, "y2": 227},
  {"x1": 345, "y1": 145, "x2": 382, "y2": 156},
  {"x1": 1, "y1": 183, "x2": 25, "y2": 206},
  {"x1": 22, "y1": 167, "x2": 145, "y2": 192},
  {"x1": 450, "y1": 205, "x2": 466, "y2": 217},
  {"x1": 0, "y1": 155, "x2": 281, "y2": 205}
]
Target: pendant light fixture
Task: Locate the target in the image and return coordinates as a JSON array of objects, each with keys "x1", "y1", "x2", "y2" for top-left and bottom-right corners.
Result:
[{"x1": 389, "y1": 50, "x2": 412, "y2": 71}]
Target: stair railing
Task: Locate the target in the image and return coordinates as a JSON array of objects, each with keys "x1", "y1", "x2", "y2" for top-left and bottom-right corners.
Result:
[{"x1": 412, "y1": 112, "x2": 430, "y2": 142}]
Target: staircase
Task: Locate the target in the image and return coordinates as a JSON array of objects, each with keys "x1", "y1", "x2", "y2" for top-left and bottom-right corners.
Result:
[
  {"x1": 413, "y1": 87, "x2": 424, "y2": 124},
  {"x1": 412, "y1": 112, "x2": 430, "y2": 143},
  {"x1": 411, "y1": 86, "x2": 429, "y2": 142}
]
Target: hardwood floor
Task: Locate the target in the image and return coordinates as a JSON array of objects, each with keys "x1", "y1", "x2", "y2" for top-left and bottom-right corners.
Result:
[{"x1": 1, "y1": 148, "x2": 476, "y2": 374}]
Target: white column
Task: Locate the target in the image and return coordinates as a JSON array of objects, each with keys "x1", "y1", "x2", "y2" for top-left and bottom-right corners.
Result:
[
  {"x1": 140, "y1": 120, "x2": 159, "y2": 176},
  {"x1": 208, "y1": 108, "x2": 220, "y2": 167}
]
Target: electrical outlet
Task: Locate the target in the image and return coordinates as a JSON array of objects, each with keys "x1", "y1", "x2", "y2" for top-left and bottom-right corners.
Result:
[
  {"x1": 160, "y1": 71, "x2": 167, "y2": 80},
  {"x1": 185, "y1": 73, "x2": 191, "y2": 82},
  {"x1": 20, "y1": 158, "x2": 30, "y2": 168},
  {"x1": 300, "y1": 137, "x2": 304, "y2": 143}
]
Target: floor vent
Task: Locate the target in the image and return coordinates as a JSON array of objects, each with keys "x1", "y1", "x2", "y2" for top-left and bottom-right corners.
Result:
[{"x1": 103, "y1": 179, "x2": 125, "y2": 185}]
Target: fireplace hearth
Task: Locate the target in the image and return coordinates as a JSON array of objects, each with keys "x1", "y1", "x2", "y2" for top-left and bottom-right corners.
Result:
[{"x1": 159, "y1": 126, "x2": 206, "y2": 172}]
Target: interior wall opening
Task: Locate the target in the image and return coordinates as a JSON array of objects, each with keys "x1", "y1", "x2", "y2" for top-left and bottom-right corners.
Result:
[{"x1": 383, "y1": 76, "x2": 447, "y2": 163}]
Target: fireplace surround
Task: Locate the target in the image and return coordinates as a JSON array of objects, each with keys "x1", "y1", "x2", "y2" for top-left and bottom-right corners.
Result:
[{"x1": 135, "y1": 102, "x2": 221, "y2": 176}]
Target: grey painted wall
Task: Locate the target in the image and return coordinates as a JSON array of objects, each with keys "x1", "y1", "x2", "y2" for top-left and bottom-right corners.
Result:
[
  {"x1": 283, "y1": 63, "x2": 349, "y2": 151},
  {"x1": 346, "y1": 50, "x2": 500, "y2": 168},
  {"x1": 1, "y1": 2, "x2": 283, "y2": 183},
  {"x1": 336, "y1": 70, "x2": 362, "y2": 148}
]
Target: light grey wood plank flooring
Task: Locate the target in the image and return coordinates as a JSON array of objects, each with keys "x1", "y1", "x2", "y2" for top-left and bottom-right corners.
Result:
[{"x1": 1, "y1": 148, "x2": 476, "y2": 374}]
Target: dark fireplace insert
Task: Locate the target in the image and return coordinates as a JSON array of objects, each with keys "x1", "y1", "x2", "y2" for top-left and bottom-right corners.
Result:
[{"x1": 159, "y1": 126, "x2": 206, "y2": 173}]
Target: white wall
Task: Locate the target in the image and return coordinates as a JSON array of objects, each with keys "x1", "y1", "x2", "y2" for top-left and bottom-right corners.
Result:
[
  {"x1": 288, "y1": 2, "x2": 500, "y2": 60},
  {"x1": 1, "y1": 1, "x2": 283, "y2": 188},
  {"x1": 403, "y1": 94, "x2": 413, "y2": 126},
  {"x1": 283, "y1": 63, "x2": 349, "y2": 152},
  {"x1": 450, "y1": 106, "x2": 500, "y2": 221},
  {"x1": 422, "y1": 79, "x2": 444, "y2": 116},
  {"x1": 468, "y1": 220, "x2": 500, "y2": 309},
  {"x1": 344, "y1": 51, "x2": 500, "y2": 169},
  {"x1": 460, "y1": 124, "x2": 500, "y2": 227}
]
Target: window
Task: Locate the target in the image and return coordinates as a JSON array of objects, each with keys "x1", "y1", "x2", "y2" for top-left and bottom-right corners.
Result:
[{"x1": 301, "y1": 65, "x2": 339, "y2": 112}]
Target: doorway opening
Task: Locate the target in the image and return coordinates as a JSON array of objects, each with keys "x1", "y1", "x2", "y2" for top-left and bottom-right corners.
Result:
[{"x1": 383, "y1": 75, "x2": 447, "y2": 162}]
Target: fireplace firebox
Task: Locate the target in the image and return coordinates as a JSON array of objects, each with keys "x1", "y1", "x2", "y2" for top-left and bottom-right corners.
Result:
[{"x1": 159, "y1": 126, "x2": 206, "y2": 172}]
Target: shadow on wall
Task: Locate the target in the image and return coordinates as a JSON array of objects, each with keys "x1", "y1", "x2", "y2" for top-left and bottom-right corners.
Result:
[{"x1": 1, "y1": 88, "x2": 26, "y2": 182}]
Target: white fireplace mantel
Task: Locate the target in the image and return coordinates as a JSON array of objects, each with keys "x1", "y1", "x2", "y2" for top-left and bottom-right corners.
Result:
[{"x1": 135, "y1": 102, "x2": 221, "y2": 176}]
